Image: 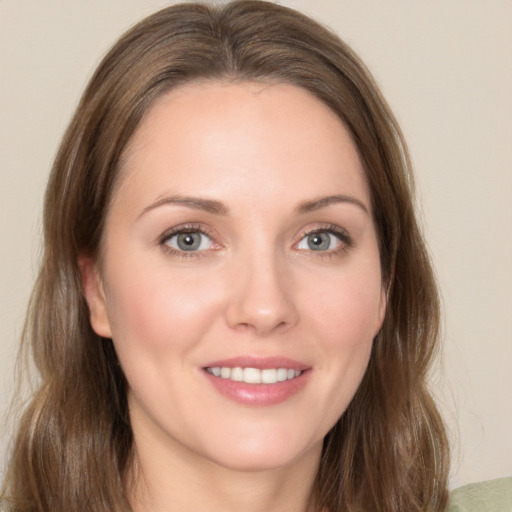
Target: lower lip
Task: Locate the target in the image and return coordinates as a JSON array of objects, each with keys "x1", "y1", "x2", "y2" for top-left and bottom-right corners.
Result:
[{"x1": 203, "y1": 370, "x2": 311, "y2": 406}]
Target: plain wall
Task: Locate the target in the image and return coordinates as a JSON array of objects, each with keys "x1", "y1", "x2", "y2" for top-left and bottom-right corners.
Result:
[{"x1": 1, "y1": 0, "x2": 511, "y2": 489}]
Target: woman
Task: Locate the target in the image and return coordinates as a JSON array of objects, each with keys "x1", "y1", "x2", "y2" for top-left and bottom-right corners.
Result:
[{"x1": 1, "y1": 1, "x2": 449, "y2": 511}]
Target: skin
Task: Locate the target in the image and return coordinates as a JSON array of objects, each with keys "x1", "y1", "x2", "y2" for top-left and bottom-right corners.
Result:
[{"x1": 81, "y1": 81, "x2": 386, "y2": 512}]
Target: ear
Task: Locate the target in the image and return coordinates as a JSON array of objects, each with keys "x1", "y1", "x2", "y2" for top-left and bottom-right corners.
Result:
[{"x1": 78, "y1": 255, "x2": 112, "y2": 338}]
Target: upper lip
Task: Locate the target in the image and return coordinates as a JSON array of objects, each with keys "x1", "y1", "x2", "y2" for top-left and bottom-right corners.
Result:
[{"x1": 203, "y1": 356, "x2": 310, "y2": 371}]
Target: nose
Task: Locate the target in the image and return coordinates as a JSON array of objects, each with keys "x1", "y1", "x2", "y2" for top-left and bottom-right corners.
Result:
[{"x1": 224, "y1": 249, "x2": 298, "y2": 337}]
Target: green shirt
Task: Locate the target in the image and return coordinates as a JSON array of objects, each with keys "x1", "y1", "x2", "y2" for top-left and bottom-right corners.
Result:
[{"x1": 450, "y1": 477, "x2": 512, "y2": 512}]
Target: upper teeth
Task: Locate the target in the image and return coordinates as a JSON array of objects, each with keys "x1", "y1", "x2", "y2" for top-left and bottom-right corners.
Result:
[{"x1": 206, "y1": 367, "x2": 302, "y2": 384}]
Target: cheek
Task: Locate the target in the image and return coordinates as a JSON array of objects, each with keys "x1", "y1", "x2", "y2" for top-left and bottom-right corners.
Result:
[
  {"x1": 317, "y1": 282, "x2": 377, "y2": 381},
  {"x1": 103, "y1": 264, "x2": 226, "y2": 420},
  {"x1": 299, "y1": 263, "x2": 382, "y2": 412},
  {"x1": 304, "y1": 266, "x2": 383, "y2": 349},
  {"x1": 104, "y1": 262, "x2": 223, "y2": 356}
]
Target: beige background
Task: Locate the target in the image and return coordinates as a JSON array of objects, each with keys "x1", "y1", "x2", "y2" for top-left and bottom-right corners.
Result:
[{"x1": 1, "y1": 0, "x2": 511, "y2": 489}]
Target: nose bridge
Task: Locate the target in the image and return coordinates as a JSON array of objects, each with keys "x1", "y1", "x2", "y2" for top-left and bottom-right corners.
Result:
[{"x1": 225, "y1": 242, "x2": 297, "y2": 336}]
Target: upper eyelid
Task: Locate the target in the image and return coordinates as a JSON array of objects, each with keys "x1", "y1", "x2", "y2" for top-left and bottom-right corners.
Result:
[
  {"x1": 295, "y1": 223, "x2": 351, "y2": 240},
  {"x1": 158, "y1": 223, "x2": 216, "y2": 243}
]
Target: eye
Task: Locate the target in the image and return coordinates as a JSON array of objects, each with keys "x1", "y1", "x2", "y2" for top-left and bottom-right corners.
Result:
[
  {"x1": 162, "y1": 230, "x2": 214, "y2": 252},
  {"x1": 295, "y1": 228, "x2": 350, "y2": 253}
]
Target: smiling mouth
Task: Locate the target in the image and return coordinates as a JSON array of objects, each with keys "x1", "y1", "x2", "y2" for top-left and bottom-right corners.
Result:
[{"x1": 205, "y1": 367, "x2": 303, "y2": 384}]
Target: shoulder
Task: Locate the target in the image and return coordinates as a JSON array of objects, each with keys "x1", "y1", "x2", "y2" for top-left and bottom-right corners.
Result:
[{"x1": 449, "y1": 477, "x2": 512, "y2": 512}]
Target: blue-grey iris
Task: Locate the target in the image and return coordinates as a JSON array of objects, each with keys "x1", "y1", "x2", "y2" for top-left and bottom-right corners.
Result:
[
  {"x1": 177, "y1": 233, "x2": 202, "y2": 251},
  {"x1": 308, "y1": 233, "x2": 330, "y2": 251}
]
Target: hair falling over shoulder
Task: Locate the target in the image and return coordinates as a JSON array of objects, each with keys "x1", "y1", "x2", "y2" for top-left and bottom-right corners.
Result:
[{"x1": 2, "y1": 1, "x2": 449, "y2": 511}]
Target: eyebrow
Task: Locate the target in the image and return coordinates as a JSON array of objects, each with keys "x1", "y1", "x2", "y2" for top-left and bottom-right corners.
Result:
[
  {"x1": 138, "y1": 193, "x2": 369, "y2": 218},
  {"x1": 296, "y1": 195, "x2": 369, "y2": 215},
  {"x1": 139, "y1": 195, "x2": 229, "y2": 218}
]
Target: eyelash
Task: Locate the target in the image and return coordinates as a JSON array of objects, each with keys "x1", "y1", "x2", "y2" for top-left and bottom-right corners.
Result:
[{"x1": 157, "y1": 223, "x2": 353, "y2": 259}]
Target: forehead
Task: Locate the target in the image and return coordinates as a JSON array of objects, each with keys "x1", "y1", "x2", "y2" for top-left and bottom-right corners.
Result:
[{"x1": 113, "y1": 80, "x2": 370, "y2": 214}]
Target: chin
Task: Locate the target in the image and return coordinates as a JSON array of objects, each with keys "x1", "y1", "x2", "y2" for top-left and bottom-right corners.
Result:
[{"x1": 199, "y1": 430, "x2": 323, "y2": 473}]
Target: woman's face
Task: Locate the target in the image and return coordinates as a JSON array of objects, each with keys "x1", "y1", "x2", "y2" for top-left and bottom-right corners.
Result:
[{"x1": 83, "y1": 81, "x2": 386, "y2": 473}]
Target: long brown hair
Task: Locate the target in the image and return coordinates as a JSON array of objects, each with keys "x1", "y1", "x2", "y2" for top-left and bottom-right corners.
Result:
[{"x1": 2, "y1": 1, "x2": 449, "y2": 510}]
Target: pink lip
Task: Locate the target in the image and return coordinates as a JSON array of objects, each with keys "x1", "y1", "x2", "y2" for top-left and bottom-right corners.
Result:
[{"x1": 202, "y1": 356, "x2": 311, "y2": 406}]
